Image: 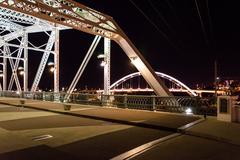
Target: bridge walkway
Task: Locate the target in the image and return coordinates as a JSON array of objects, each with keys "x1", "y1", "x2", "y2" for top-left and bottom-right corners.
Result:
[
  {"x1": 1, "y1": 98, "x2": 240, "y2": 159},
  {"x1": 0, "y1": 98, "x2": 199, "y2": 132}
]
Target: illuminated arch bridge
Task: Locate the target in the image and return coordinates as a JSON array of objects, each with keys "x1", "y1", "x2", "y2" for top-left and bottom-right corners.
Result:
[{"x1": 108, "y1": 72, "x2": 198, "y2": 97}]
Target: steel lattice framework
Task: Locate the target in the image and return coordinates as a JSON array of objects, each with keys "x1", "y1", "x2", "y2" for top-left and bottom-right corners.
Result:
[
  {"x1": 0, "y1": 0, "x2": 171, "y2": 97},
  {"x1": 110, "y1": 72, "x2": 198, "y2": 97}
]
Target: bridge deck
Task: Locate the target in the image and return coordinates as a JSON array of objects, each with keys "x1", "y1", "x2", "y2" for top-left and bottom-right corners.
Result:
[
  {"x1": 1, "y1": 98, "x2": 240, "y2": 159},
  {"x1": 0, "y1": 98, "x2": 199, "y2": 131}
]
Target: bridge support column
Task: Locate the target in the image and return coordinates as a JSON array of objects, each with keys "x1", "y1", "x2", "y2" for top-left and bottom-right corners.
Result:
[
  {"x1": 104, "y1": 38, "x2": 110, "y2": 95},
  {"x1": 3, "y1": 45, "x2": 7, "y2": 91},
  {"x1": 102, "y1": 38, "x2": 111, "y2": 106},
  {"x1": 54, "y1": 26, "x2": 60, "y2": 101},
  {"x1": 23, "y1": 31, "x2": 28, "y2": 92},
  {"x1": 54, "y1": 26, "x2": 59, "y2": 93}
]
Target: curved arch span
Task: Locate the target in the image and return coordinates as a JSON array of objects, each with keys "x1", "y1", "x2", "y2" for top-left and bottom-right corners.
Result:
[{"x1": 110, "y1": 72, "x2": 197, "y2": 97}]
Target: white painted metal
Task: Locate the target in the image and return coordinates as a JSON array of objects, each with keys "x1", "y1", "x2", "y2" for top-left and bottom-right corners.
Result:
[
  {"x1": 64, "y1": 35, "x2": 101, "y2": 101},
  {"x1": 54, "y1": 26, "x2": 59, "y2": 93},
  {"x1": 31, "y1": 31, "x2": 55, "y2": 92},
  {"x1": 0, "y1": 7, "x2": 36, "y2": 25},
  {"x1": 0, "y1": 6, "x2": 68, "y2": 93},
  {"x1": 116, "y1": 37, "x2": 172, "y2": 96},
  {"x1": 104, "y1": 38, "x2": 110, "y2": 95},
  {"x1": 1, "y1": 39, "x2": 55, "y2": 54},
  {"x1": 7, "y1": 37, "x2": 25, "y2": 91},
  {"x1": 0, "y1": 56, "x2": 24, "y2": 61},
  {"x1": 0, "y1": 63, "x2": 3, "y2": 91},
  {"x1": 3, "y1": 45, "x2": 6, "y2": 91},
  {"x1": 24, "y1": 32, "x2": 28, "y2": 91},
  {"x1": 6, "y1": 46, "x2": 22, "y2": 91},
  {"x1": 0, "y1": 0, "x2": 172, "y2": 96},
  {"x1": 110, "y1": 72, "x2": 197, "y2": 97}
]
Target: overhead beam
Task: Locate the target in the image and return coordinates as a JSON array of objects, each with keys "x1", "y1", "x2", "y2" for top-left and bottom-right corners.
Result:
[
  {"x1": 0, "y1": 0, "x2": 171, "y2": 96},
  {"x1": 31, "y1": 31, "x2": 55, "y2": 92}
]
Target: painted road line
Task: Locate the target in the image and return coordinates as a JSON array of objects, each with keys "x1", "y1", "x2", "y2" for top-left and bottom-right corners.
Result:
[
  {"x1": 71, "y1": 108, "x2": 97, "y2": 111},
  {"x1": 32, "y1": 134, "x2": 53, "y2": 141},
  {"x1": 111, "y1": 133, "x2": 181, "y2": 160}
]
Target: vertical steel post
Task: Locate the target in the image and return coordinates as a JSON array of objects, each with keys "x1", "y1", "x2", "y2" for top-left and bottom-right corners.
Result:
[
  {"x1": 104, "y1": 38, "x2": 110, "y2": 95},
  {"x1": 54, "y1": 26, "x2": 59, "y2": 93},
  {"x1": 24, "y1": 32, "x2": 28, "y2": 91},
  {"x1": 3, "y1": 45, "x2": 7, "y2": 91}
]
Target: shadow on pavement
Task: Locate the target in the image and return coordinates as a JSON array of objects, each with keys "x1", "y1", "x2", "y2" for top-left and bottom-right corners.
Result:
[{"x1": 0, "y1": 145, "x2": 79, "y2": 160}]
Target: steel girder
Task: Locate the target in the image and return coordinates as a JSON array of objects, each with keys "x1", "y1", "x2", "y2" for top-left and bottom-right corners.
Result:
[
  {"x1": 104, "y1": 38, "x2": 110, "y2": 95},
  {"x1": 30, "y1": 30, "x2": 55, "y2": 92},
  {"x1": 0, "y1": 0, "x2": 171, "y2": 96},
  {"x1": 65, "y1": 35, "x2": 101, "y2": 101}
]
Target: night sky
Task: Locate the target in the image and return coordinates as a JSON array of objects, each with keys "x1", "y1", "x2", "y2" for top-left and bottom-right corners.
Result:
[{"x1": 40, "y1": 0, "x2": 240, "y2": 90}]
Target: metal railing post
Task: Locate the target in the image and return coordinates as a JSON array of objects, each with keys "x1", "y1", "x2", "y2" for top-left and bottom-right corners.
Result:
[
  {"x1": 152, "y1": 95, "x2": 156, "y2": 111},
  {"x1": 124, "y1": 94, "x2": 128, "y2": 108}
]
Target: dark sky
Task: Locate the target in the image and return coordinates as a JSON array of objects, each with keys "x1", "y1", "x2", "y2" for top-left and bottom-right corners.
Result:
[{"x1": 40, "y1": 0, "x2": 240, "y2": 89}]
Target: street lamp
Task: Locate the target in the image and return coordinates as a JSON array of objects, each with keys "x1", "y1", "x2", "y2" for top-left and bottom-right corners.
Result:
[
  {"x1": 18, "y1": 66, "x2": 24, "y2": 76},
  {"x1": 49, "y1": 67, "x2": 55, "y2": 72},
  {"x1": 19, "y1": 70, "x2": 25, "y2": 76},
  {"x1": 0, "y1": 69, "x2": 3, "y2": 77},
  {"x1": 48, "y1": 61, "x2": 55, "y2": 73},
  {"x1": 97, "y1": 54, "x2": 106, "y2": 67},
  {"x1": 100, "y1": 61, "x2": 106, "y2": 67}
]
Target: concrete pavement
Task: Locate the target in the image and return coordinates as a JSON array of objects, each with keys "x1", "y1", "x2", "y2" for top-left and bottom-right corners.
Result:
[
  {"x1": 0, "y1": 103, "x2": 172, "y2": 160},
  {"x1": 1, "y1": 97, "x2": 240, "y2": 159},
  {"x1": 0, "y1": 98, "x2": 200, "y2": 131},
  {"x1": 1, "y1": 97, "x2": 240, "y2": 146}
]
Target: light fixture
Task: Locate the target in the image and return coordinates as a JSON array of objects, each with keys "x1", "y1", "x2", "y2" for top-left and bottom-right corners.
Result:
[
  {"x1": 49, "y1": 67, "x2": 55, "y2": 72},
  {"x1": 100, "y1": 61, "x2": 106, "y2": 67},
  {"x1": 19, "y1": 71, "x2": 25, "y2": 76},
  {"x1": 18, "y1": 66, "x2": 24, "y2": 70},
  {"x1": 97, "y1": 54, "x2": 105, "y2": 59},
  {"x1": 47, "y1": 62, "x2": 54, "y2": 66},
  {"x1": 185, "y1": 108, "x2": 193, "y2": 115}
]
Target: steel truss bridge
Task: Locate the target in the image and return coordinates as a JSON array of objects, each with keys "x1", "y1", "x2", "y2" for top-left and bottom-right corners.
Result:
[{"x1": 0, "y1": 0, "x2": 201, "y2": 101}]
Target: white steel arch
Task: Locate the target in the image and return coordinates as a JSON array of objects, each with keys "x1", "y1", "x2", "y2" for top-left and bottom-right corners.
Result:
[{"x1": 110, "y1": 72, "x2": 198, "y2": 97}]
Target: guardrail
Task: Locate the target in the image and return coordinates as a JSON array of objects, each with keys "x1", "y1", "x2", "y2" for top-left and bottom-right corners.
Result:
[{"x1": 0, "y1": 91, "x2": 217, "y2": 115}]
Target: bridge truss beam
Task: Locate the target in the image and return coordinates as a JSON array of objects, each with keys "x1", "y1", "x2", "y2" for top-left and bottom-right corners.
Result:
[
  {"x1": 0, "y1": 0, "x2": 172, "y2": 97},
  {"x1": 0, "y1": 7, "x2": 68, "y2": 93},
  {"x1": 104, "y1": 37, "x2": 111, "y2": 95},
  {"x1": 64, "y1": 35, "x2": 101, "y2": 102}
]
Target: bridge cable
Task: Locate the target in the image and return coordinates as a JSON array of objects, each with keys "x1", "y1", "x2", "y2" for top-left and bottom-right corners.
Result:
[
  {"x1": 164, "y1": 0, "x2": 183, "y2": 27},
  {"x1": 194, "y1": 0, "x2": 209, "y2": 45},
  {"x1": 206, "y1": 0, "x2": 215, "y2": 48},
  {"x1": 128, "y1": 0, "x2": 180, "y2": 51},
  {"x1": 147, "y1": 0, "x2": 175, "y2": 34}
]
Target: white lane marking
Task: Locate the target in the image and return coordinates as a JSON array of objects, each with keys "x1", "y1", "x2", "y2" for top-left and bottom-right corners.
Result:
[
  {"x1": 32, "y1": 134, "x2": 53, "y2": 141},
  {"x1": 71, "y1": 108, "x2": 97, "y2": 111},
  {"x1": 111, "y1": 133, "x2": 181, "y2": 160}
]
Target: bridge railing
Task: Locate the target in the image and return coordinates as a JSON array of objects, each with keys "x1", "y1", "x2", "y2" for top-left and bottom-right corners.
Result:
[
  {"x1": 105, "y1": 94, "x2": 216, "y2": 115},
  {"x1": 0, "y1": 91, "x2": 216, "y2": 115}
]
